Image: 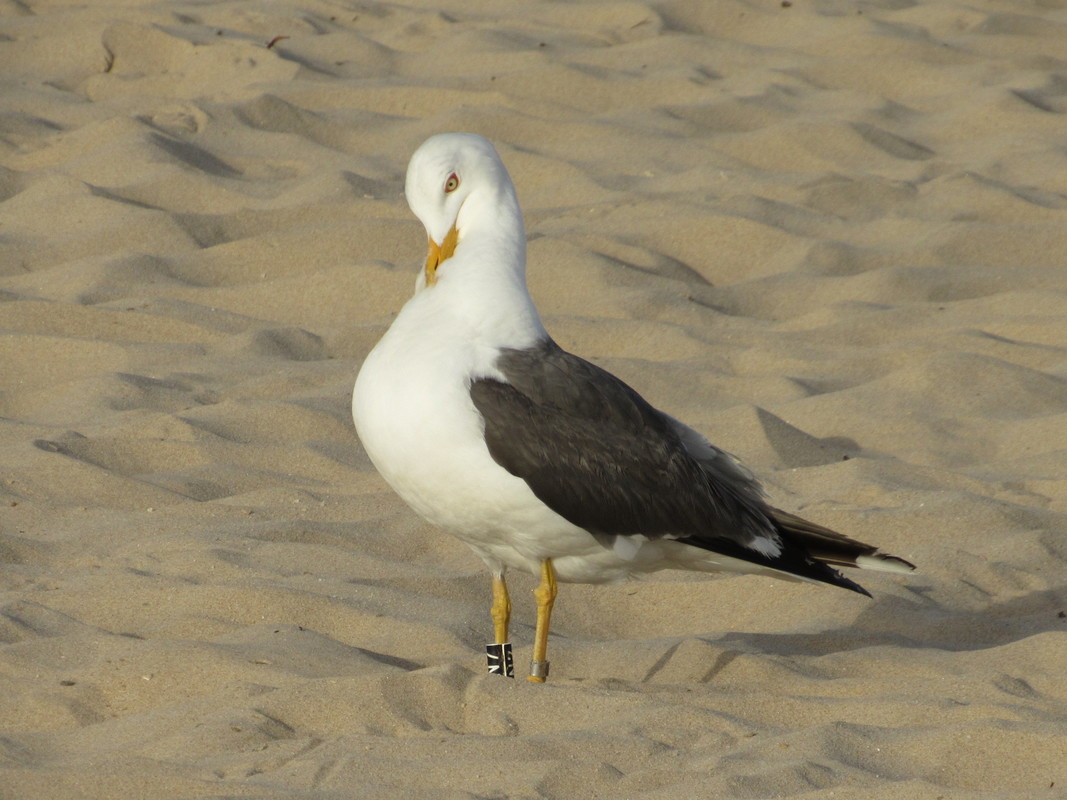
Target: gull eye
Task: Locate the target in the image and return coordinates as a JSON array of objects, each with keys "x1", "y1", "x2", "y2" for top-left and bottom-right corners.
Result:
[{"x1": 444, "y1": 173, "x2": 460, "y2": 193}]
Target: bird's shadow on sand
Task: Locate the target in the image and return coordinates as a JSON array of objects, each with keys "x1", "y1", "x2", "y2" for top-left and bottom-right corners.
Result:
[{"x1": 711, "y1": 585, "x2": 1067, "y2": 661}]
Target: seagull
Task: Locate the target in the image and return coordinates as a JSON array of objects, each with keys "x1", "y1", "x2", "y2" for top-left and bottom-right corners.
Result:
[{"x1": 352, "y1": 133, "x2": 914, "y2": 682}]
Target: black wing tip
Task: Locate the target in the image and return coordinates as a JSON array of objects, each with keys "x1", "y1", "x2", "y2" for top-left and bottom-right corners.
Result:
[
  {"x1": 678, "y1": 535, "x2": 877, "y2": 596},
  {"x1": 825, "y1": 568, "x2": 873, "y2": 598}
]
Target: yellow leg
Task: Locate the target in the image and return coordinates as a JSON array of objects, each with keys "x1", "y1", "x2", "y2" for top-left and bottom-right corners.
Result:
[
  {"x1": 486, "y1": 573, "x2": 514, "y2": 677},
  {"x1": 491, "y1": 572, "x2": 511, "y2": 644},
  {"x1": 527, "y1": 558, "x2": 557, "y2": 683}
]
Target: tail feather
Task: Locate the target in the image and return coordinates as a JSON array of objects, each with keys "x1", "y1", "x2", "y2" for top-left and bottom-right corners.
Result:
[
  {"x1": 856, "y1": 553, "x2": 916, "y2": 574},
  {"x1": 677, "y1": 508, "x2": 915, "y2": 597},
  {"x1": 770, "y1": 508, "x2": 916, "y2": 584}
]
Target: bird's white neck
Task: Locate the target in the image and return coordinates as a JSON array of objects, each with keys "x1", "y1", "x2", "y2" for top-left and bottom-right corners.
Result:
[{"x1": 409, "y1": 175, "x2": 543, "y2": 347}]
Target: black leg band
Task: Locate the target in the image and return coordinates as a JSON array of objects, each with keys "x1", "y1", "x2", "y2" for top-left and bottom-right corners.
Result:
[{"x1": 486, "y1": 642, "x2": 514, "y2": 677}]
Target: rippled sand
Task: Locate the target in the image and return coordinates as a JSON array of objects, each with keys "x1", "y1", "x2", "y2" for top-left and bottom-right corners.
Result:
[{"x1": 2, "y1": 1, "x2": 1066, "y2": 798}]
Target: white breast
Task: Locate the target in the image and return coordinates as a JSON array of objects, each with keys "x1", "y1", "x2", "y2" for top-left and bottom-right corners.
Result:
[{"x1": 352, "y1": 284, "x2": 601, "y2": 576}]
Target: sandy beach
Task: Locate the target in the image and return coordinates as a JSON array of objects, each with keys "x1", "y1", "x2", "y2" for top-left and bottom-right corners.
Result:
[{"x1": 2, "y1": 0, "x2": 1067, "y2": 797}]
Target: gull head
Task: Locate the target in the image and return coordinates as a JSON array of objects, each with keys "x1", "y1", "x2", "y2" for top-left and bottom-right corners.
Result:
[{"x1": 405, "y1": 133, "x2": 521, "y2": 286}]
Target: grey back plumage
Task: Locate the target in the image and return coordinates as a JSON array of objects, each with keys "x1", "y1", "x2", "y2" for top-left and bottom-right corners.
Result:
[{"x1": 470, "y1": 338, "x2": 776, "y2": 548}]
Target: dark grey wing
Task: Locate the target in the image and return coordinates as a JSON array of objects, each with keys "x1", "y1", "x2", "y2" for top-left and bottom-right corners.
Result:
[
  {"x1": 662, "y1": 414, "x2": 766, "y2": 505},
  {"x1": 469, "y1": 339, "x2": 774, "y2": 547},
  {"x1": 471, "y1": 339, "x2": 914, "y2": 595}
]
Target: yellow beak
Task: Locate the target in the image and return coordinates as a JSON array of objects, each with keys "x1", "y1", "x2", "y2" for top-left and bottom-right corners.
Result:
[{"x1": 424, "y1": 224, "x2": 459, "y2": 286}]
